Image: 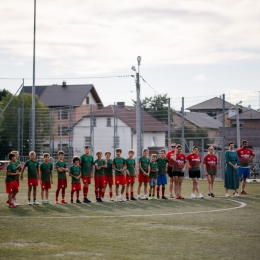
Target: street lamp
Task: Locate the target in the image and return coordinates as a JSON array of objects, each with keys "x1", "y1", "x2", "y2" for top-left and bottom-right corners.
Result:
[
  {"x1": 132, "y1": 56, "x2": 141, "y2": 158},
  {"x1": 236, "y1": 101, "x2": 242, "y2": 148}
]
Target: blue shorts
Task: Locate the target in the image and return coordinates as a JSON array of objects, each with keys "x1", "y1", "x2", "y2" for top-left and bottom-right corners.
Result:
[
  {"x1": 238, "y1": 167, "x2": 250, "y2": 179},
  {"x1": 149, "y1": 178, "x2": 157, "y2": 187},
  {"x1": 157, "y1": 174, "x2": 167, "y2": 185}
]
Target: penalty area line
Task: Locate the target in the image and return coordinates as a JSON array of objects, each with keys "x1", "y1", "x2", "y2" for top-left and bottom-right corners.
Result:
[{"x1": 0, "y1": 199, "x2": 246, "y2": 219}]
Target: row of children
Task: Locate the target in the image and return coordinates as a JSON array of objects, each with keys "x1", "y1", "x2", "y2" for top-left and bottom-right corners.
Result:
[{"x1": 5, "y1": 144, "x2": 219, "y2": 208}]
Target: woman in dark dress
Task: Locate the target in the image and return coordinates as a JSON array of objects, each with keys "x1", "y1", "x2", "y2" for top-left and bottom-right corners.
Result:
[{"x1": 224, "y1": 141, "x2": 240, "y2": 197}]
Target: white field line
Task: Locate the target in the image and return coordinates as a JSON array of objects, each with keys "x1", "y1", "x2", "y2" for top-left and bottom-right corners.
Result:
[{"x1": 0, "y1": 199, "x2": 247, "y2": 219}]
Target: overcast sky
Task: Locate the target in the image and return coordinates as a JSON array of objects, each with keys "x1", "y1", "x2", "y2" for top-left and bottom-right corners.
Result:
[{"x1": 0, "y1": 0, "x2": 260, "y2": 110}]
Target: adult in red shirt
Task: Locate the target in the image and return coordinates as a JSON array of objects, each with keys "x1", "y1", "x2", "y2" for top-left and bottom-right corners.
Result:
[
  {"x1": 186, "y1": 146, "x2": 203, "y2": 198},
  {"x1": 204, "y1": 146, "x2": 218, "y2": 197},
  {"x1": 236, "y1": 140, "x2": 255, "y2": 194},
  {"x1": 172, "y1": 144, "x2": 186, "y2": 199},
  {"x1": 166, "y1": 143, "x2": 176, "y2": 198}
]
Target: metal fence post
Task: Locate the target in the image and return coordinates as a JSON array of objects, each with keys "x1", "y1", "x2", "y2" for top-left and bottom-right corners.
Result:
[
  {"x1": 90, "y1": 104, "x2": 94, "y2": 156},
  {"x1": 21, "y1": 79, "x2": 24, "y2": 157},
  {"x1": 49, "y1": 108, "x2": 54, "y2": 157},
  {"x1": 68, "y1": 106, "x2": 73, "y2": 167},
  {"x1": 181, "y1": 97, "x2": 185, "y2": 151},
  {"x1": 201, "y1": 137, "x2": 205, "y2": 179},
  {"x1": 17, "y1": 108, "x2": 21, "y2": 154},
  {"x1": 113, "y1": 102, "x2": 118, "y2": 157},
  {"x1": 59, "y1": 108, "x2": 62, "y2": 150},
  {"x1": 222, "y1": 94, "x2": 226, "y2": 180},
  {"x1": 168, "y1": 98, "x2": 171, "y2": 150}
]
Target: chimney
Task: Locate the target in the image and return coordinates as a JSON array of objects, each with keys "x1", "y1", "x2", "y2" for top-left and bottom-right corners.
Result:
[
  {"x1": 117, "y1": 102, "x2": 125, "y2": 107},
  {"x1": 62, "y1": 81, "x2": 66, "y2": 87}
]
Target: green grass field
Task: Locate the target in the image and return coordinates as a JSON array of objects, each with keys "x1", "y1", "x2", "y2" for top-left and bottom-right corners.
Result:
[{"x1": 0, "y1": 172, "x2": 260, "y2": 260}]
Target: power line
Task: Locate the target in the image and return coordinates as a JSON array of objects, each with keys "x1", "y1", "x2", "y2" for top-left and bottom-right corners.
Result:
[
  {"x1": 0, "y1": 75, "x2": 135, "y2": 80},
  {"x1": 140, "y1": 76, "x2": 158, "y2": 94}
]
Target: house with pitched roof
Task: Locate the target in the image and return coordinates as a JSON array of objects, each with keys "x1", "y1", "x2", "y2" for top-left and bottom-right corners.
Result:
[
  {"x1": 23, "y1": 82, "x2": 103, "y2": 150},
  {"x1": 186, "y1": 97, "x2": 235, "y2": 124},
  {"x1": 173, "y1": 111, "x2": 223, "y2": 138},
  {"x1": 73, "y1": 103, "x2": 168, "y2": 158}
]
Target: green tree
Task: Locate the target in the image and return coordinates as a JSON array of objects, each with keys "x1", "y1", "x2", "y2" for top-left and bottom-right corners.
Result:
[
  {"x1": 133, "y1": 93, "x2": 175, "y2": 124},
  {"x1": 0, "y1": 89, "x2": 9, "y2": 102},
  {"x1": 0, "y1": 92, "x2": 50, "y2": 159}
]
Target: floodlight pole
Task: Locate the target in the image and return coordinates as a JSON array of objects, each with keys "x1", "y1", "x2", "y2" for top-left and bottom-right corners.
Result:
[
  {"x1": 136, "y1": 57, "x2": 141, "y2": 159},
  {"x1": 236, "y1": 103, "x2": 240, "y2": 148},
  {"x1": 31, "y1": 0, "x2": 36, "y2": 151}
]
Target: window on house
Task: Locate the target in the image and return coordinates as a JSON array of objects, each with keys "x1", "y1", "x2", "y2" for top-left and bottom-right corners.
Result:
[
  {"x1": 107, "y1": 118, "x2": 111, "y2": 127},
  {"x1": 151, "y1": 137, "x2": 156, "y2": 146},
  {"x1": 115, "y1": 136, "x2": 120, "y2": 147},
  {"x1": 93, "y1": 118, "x2": 96, "y2": 127},
  {"x1": 85, "y1": 137, "x2": 91, "y2": 145},
  {"x1": 58, "y1": 110, "x2": 68, "y2": 119},
  {"x1": 207, "y1": 111, "x2": 217, "y2": 118},
  {"x1": 59, "y1": 127, "x2": 69, "y2": 136},
  {"x1": 86, "y1": 96, "x2": 90, "y2": 105}
]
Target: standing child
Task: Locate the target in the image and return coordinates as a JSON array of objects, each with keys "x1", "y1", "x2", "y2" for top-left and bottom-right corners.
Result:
[
  {"x1": 6, "y1": 153, "x2": 19, "y2": 208},
  {"x1": 39, "y1": 153, "x2": 53, "y2": 204},
  {"x1": 125, "y1": 149, "x2": 137, "y2": 201},
  {"x1": 94, "y1": 151, "x2": 107, "y2": 202},
  {"x1": 137, "y1": 148, "x2": 150, "y2": 200},
  {"x1": 186, "y1": 146, "x2": 203, "y2": 198},
  {"x1": 69, "y1": 156, "x2": 82, "y2": 203},
  {"x1": 55, "y1": 151, "x2": 68, "y2": 203},
  {"x1": 156, "y1": 149, "x2": 168, "y2": 200},
  {"x1": 172, "y1": 145, "x2": 186, "y2": 199},
  {"x1": 112, "y1": 148, "x2": 126, "y2": 202},
  {"x1": 11, "y1": 150, "x2": 22, "y2": 206},
  {"x1": 103, "y1": 151, "x2": 114, "y2": 201},
  {"x1": 80, "y1": 145, "x2": 94, "y2": 203},
  {"x1": 149, "y1": 154, "x2": 158, "y2": 200},
  {"x1": 204, "y1": 146, "x2": 218, "y2": 197},
  {"x1": 21, "y1": 151, "x2": 40, "y2": 205}
]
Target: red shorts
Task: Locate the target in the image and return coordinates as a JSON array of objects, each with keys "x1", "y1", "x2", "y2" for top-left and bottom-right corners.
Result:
[
  {"x1": 5, "y1": 181, "x2": 19, "y2": 194},
  {"x1": 126, "y1": 176, "x2": 135, "y2": 184},
  {"x1": 57, "y1": 179, "x2": 67, "y2": 189},
  {"x1": 138, "y1": 173, "x2": 150, "y2": 183},
  {"x1": 115, "y1": 175, "x2": 126, "y2": 186},
  {"x1": 16, "y1": 179, "x2": 20, "y2": 187},
  {"x1": 103, "y1": 176, "x2": 114, "y2": 186},
  {"x1": 94, "y1": 176, "x2": 104, "y2": 189},
  {"x1": 28, "y1": 178, "x2": 38, "y2": 187},
  {"x1": 82, "y1": 177, "x2": 91, "y2": 185},
  {"x1": 71, "y1": 183, "x2": 81, "y2": 191},
  {"x1": 41, "y1": 181, "x2": 51, "y2": 190}
]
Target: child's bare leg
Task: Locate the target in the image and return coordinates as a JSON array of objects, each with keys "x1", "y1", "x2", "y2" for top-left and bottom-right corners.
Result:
[
  {"x1": 157, "y1": 185, "x2": 160, "y2": 197},
  {"x1": 41, "y1": 189, "x2": 44, "y2": 200},
  {"x1": 28, "y1": 186, "x2": 32, "y2": 200},
  {"x1": 8, "y1": 193, "x2": 12, "y2": 203},
  {"x1": 126, "y1": 183, "x2": 129, "y2": 197},
  {"x1": 109, "y1": 185, "x2": 113, "y2": 198},
  {"x1": 33, "y1": 186, "x2": 37, "y2": 200},
  {"x1": 115, "y1": 185, "x2": 119, "y2": 196},
  {"x1": 137, "y1": 182, "x2": 142, "y2": 196},
  {"x1": 121, "y1": 185, "x2": 125, "y2": 195},
  {"x1": 144, "y1": 183, "x2": 148, "y2": 195},
  {"x1": 46, "y1": 189, "x2": 49, "y2": 200}
]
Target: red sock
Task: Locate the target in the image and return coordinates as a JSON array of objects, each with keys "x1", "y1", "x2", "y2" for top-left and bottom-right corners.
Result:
[
  {"x1": 56, "y1": 189, "x2": 60, "y2": 200},
  {"x1": 95, "y1": 190, "x2": 98, "y2": 198},
  {"x1": 157, "y1": 186, "x2": 160, "y2": 197},
  {"x1": 99, "y1": 189, "x2": 102, "y2": 198},
  {"x1": 83, "y1": 186, "x2": 87, "y2": 198},
  {"x1": 109, "y1": 192, "x2": 113, "y2": 198},
  {"x1": 71, "y1": 190, "x2": 74, "y2": 200},
  {"x1": 126, "y1": 192, "x2": 129, "y2": 197},
  {"x1": 101, "y1": 191, "x2": 104, "y2": 198},
  {"x1": 131, "y1": 191, "x2": 134, "y2": 197},
  {"x1": 76, "y1": 190, "x2": 79, "y2": 200},
  {"x1": 162, "y1": 186, "x2": 165, "y2": 197},
  {"x1": 62, "y1": 188, "x2": 65, "y2": 199}
]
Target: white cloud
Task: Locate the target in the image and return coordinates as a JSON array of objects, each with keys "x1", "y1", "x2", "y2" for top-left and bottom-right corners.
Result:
[
  {"x1": 195, "y1": 73, "x2": 206, "y2": 81},
  {"x1": 0, "y1": 0, "x2": 260, "y2": 76}
]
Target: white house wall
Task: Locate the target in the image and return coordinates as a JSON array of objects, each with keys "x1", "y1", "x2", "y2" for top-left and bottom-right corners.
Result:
[
  {"x1": 73, "y1": 117, "x2": 132, "y2": 158},
  {"x1": 81, "y1": 92, "x2": 96, "y2": 105},
  {"x1": 133, "y1": 132, "x2": 166, "y2": 153}
]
